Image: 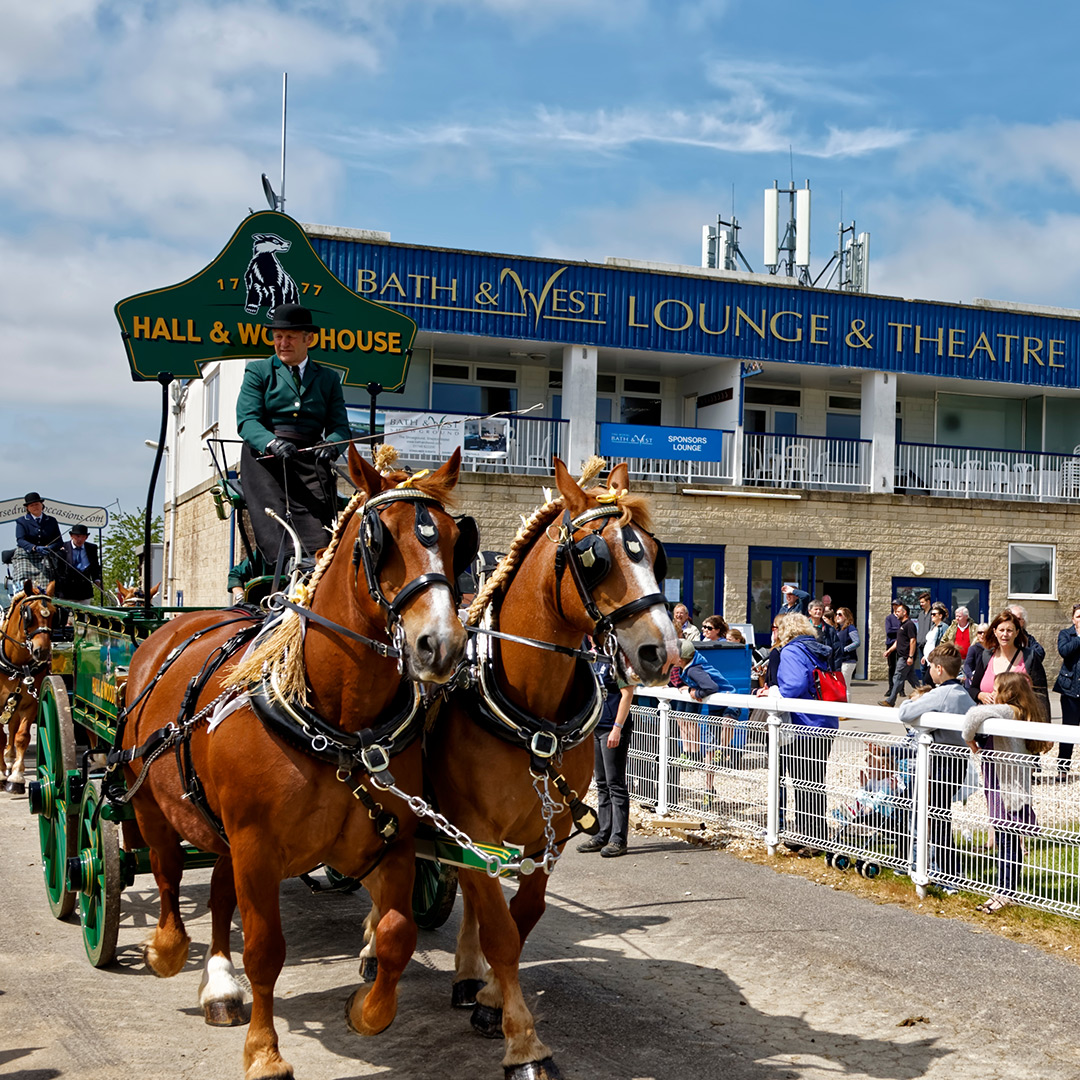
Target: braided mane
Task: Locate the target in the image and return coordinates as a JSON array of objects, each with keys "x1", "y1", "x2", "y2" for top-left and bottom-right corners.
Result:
[{"x1": 465, "y1": 471, "x2": 652, "y2": 628}]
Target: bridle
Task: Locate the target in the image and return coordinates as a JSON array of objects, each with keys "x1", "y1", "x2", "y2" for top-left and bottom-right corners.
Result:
[
  {"x1": 0, "y1": 593, "x2": 52, "y2": 683},
  {"x1": 352, "y1": 486, "x2": 478, "y2": 654},
  {"x1": 551, "y1": 504, "x2": 668, "y2": 647}
]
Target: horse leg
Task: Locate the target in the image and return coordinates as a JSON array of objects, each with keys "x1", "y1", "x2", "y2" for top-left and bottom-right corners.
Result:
[
  {"x1": 0, "y1": 717, "x2": 10, "y2": 783},
  {"x1": 199, "y1": 854, "x2": 248, "y2": 1027},
  {"x1": 345, "y1": 847, "x2": 417, "y2": 1037},
  {"x1": 460, "y1": 871, "x2": 559, "y2": 1078},
  {"x1": 357, "y1": 899, "x2": 380, "y2": 983},
  {"x1": 233, "y1": 856, "x2": 292, "y2": 1080},
  {"x1": 6, "y1": 715, "x2": 32, "y2": 793},
  {"x1": 508, "y1": 870, "x2": 548, "y2": 945},
  {"x1": 451, "y1": 889, "x2": 488, "y2": 1009},
  {"x1": 143, "y1": 827, "x2": 192, "y2": 978}
]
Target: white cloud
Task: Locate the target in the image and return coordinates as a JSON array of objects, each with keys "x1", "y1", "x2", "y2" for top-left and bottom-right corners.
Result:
[
  {"x1": 0, "y1": 0, "x2": 102, "y2": 87},
  {"x1": 873, "y1": 198, "x2": 1080, "y2": 310}
]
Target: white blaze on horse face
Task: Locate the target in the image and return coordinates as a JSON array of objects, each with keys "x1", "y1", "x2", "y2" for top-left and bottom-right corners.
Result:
[{"x1": 614, "y1": 523, "x2": 671, "y2": 639}]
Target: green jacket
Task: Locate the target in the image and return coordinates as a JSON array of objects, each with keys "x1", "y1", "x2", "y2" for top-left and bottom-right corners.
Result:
[{"x1": 236, "y1": 356, "x2": 351, "y2": 453}]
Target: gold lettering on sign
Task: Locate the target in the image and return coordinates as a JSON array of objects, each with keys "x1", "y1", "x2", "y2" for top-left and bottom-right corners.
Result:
[
  {"x1": 380, "y1": 274, "x2": 407, "y2": 298},
  {"x1": 914, "y1": 325, "x2": 943, "y2": 356},
  {"x1": 1023, "y1": 337, "x2": 1044, "y2": 366},
  {"x1": 356, "y1": 269, "x2": 377, "y2": 294},
  {"x1": 654, "y1": 299, "x2": 693, "y2": 332},
  {"x1": 627, "y1": 296, "x2": 649, "y2": 328},
  {"x1": 698, "y1": 303, "x2": 729, "y2": 336},
  {"x1": 810, "y1": 314, "x2": 829, "y2": 345},
  {"x1": 947, "y1": 328, "x2": 966, "y2": 358},
  {"x1": 769, "y1": 311, "x2": 802, "y2": 343},
  {"x1": 968, "y1": 332, "x2": 998, "y2": 362},
  {"x1": 1049, "y1": 339, "x2": 1066, "y2": 368},
  {"x1": 735, "y1": 307, "x2": 766, "y2": 340},
  {"x1": 888, "y1": 322, "x2": 911, "y2": 352},
  {"x1": 997, "y1": 334, "x2": 1019, "y2": 363}
]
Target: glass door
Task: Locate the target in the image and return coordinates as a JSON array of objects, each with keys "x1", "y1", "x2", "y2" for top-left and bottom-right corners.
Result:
[
  {"x1": 891, "y1": 577, "x2": 989, "y2": 624},
  {"x1": 748, "y1": 551, "x2": 812, "y2": 646},
  {"x1": 659, "y1": 544, "x2": 724, "y2": 627}
]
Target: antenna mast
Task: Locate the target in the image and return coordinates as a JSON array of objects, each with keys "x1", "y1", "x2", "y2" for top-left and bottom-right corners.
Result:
[{"x1": 279, "y1": 72, "x2": 288, "y2": 213}]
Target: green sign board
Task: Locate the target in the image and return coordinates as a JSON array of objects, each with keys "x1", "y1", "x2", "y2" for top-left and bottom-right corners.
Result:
[{"x1": 114, "y1": 211, "x2": 417, "y2": 388}]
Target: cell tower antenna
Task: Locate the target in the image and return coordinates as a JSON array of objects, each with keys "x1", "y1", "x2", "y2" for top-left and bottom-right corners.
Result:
[{"x1": 260, "y1": 72, "x2": 289, "y2": 213}]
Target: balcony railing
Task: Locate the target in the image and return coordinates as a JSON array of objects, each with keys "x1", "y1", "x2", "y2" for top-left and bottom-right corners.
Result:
[
  {"x1": 743, "y1": 433, "x2": 872, "y2": 491},
  {"x1": 896, "y1": 442, "x2": 1080, "y2": 502},
  {"x1": 616, "y1": 430, "x2": 735, "y2": 484},
  {"x1": 349, "y1": 407, "x2": 567, "y2": 476}
]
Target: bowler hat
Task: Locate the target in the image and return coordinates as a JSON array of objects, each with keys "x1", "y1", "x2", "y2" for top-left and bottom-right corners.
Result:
[
  {"x1": 70, "y1": 524, "x2": 89, "y2": 536},
  {"x1": 268, "y1": 303, "x2": 318, "y2": 333},
  {"x1": 23, "y1": 492, "x2": 43, "y2": 506}
]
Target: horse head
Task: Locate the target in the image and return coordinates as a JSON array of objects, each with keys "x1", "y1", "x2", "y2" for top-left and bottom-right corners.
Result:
[
  {"x1": 347, "y1": 445, "x2": 471, "y2": 684},
  {"x1": 116, "y1": 581, "x2": 160, "y2": 607},
  {"x1": 551, "y1": 458, "x2": 678, "y2": 685},
  {"x1": 10, "y1": 579, "x2": 55, "y2": 665}
]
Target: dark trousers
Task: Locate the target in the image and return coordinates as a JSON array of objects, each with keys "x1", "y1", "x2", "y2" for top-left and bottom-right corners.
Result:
[
  {"x1": 593, "y1": 718, "x2": 634, "y2": 846},
  {"x1": 1058, "y1": 694, "x2": 1080, "y2": 767},
  {"x1": 928, "y1": 750, "x2": 967, "y2": 878},
  {"x1": 779, "y1": 731, "x2": 834, "y2": 846},
  {"x1": 886, "y1": 657, "x2": 918, "y2": 705},
  {"x1": 886, "y1": 646, "x2": 897, "y2": 686},
  {"x1": 240, "y1": 443, "x2": 337, "y2": 564}
]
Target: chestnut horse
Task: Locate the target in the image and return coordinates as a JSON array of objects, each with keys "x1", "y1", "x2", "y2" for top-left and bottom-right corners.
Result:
[
  {"x1": 0, "y1": 580, "x2": 55, "y2": 794},
  {"x1": 120, "y1": 447, "x2": 472, "y2": 1080},
  {"x1": 424, "y1": 459, "x2": 678, "y2": 1079}
]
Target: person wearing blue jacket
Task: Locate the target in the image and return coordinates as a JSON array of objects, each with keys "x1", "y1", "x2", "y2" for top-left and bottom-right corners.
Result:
[
  {"x1": 1054, "y1": 604, "x2": 1080, "y2": 777},
  {"x1": 775, "y1": 613, "x2": 837, "y2": 854}
]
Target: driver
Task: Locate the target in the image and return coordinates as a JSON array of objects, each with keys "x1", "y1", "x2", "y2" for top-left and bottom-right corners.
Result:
[
  {"x1": 236, "y1": 303, "x2": 352, "y2": 568},
  {"x1": 13, "y1": 492, "x2": 62, "y2": 591}
]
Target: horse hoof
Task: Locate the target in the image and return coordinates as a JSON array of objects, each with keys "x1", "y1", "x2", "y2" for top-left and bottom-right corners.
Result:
[
  {"x1": 358, "y1": 956, "x2": 378, "y2": 983},
  {"x1": 504, "y1": 1058, "x2": 564, "y2": 1080},
  {"x1": 4, "y1": 780, "x2": 25, "y2": 795},
  {"x1": 204, "y1": 999, "x2": 249, "y2": 1027},
  {"x1": 470, "y1": 1002, "x2": 503, "y2": 1039},
  {"x1": 451, "y1": 978, "x2": 485, "y2": 1009},
  {"x1": 344, "y1": 986, "x2": 395, "y2": 1037}
]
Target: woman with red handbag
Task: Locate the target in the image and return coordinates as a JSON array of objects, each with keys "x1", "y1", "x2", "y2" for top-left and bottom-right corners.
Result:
[{"x1": 774, "y1": 613, "x2": 838, "y2": 856}]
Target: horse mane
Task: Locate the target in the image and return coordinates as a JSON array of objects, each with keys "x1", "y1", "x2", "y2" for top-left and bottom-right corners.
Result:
[{"x1": 465, "y1": 470, "x2": 653, "y2": 628}]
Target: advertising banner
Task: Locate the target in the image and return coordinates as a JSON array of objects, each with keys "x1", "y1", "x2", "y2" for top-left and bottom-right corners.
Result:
[
  {"x1": 0, "y1": 498, "x2": 109, "y2": 528},
  {"x1": 599, "y1": 423, "x2": 726, "y2": 462}
]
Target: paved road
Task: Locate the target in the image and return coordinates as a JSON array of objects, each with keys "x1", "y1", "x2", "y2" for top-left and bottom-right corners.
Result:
[{"x1": 2, "y1": 784, "x2": 1078, "y2": 1080}]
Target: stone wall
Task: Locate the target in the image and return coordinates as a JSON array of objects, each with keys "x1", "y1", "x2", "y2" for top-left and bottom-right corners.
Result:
[{"x1": 168, "y1": 468, "x2": 1079, "y2": 683}]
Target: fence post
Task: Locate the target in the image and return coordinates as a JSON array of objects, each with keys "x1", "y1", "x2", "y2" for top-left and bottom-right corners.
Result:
[
  {"x1": 912, "y1": 730, "x2": 932, "y2": 897},
  {"x1": 766, "y1": 710, "x2": 782, "y2": 855},
  {"x1": 657, "y1": 698, "x2": 671, "y2": 819}
]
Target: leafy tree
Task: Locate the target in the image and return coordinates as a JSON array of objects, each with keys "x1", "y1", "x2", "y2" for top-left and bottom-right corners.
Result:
[{"x1": 101, "y1": 507, "x2": 162, "y2": 602}]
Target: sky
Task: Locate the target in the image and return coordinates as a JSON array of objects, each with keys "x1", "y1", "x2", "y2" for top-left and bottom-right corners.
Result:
[{"x1": 3, "y1": 0, "x2": 1079, "y2": 536}]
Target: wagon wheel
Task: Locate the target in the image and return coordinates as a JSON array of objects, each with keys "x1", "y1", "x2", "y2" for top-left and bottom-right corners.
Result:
[
  {"x1": 33, "y1": 676, "x2": 78, "y2": 918},
  {"x1": 412, "y1": 857, "x2": 458, "y2": 930},
  {"x1": 70, "y1": 777, "x2": 121, "y2": 967}
]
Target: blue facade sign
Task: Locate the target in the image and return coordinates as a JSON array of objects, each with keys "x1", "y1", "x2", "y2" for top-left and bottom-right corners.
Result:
[
  {"x1": 600, "y1": 423, "x2": 726, "y2": 461},
  {"x1": 311, "y1": 236, "x2": 1080, "y2": 389}
]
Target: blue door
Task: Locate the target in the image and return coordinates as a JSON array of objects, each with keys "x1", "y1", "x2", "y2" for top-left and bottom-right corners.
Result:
[
  {"x1": 891, "y1": 577, "x2": 989, "y2": 624},
  {"x1": 748, "y1": 550, "x2": 813, "y2": 646},
  {"x1": 659, "y1": 544, "x2": 724, "y2": 626}
]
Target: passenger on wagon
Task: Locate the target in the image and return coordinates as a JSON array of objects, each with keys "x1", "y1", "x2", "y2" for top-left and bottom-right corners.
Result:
[
  {"x1": 13, "y1": 492, "x2": 62, "y2": 592},
  {"x1": 235, "y1": 303, "x2": 352, "y2": 568}
]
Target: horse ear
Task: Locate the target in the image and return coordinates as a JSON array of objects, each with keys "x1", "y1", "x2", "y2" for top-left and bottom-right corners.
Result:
[
  {"x1": 22, "y1": 578, "x2": 33, "y2": 596},
  {"x1": 348, "y1": 442, "x2": 384, "y2": 496},
  {"x1": 46, "y1": 580, "x2": 56, "y2": 597},
  {"x1": 150, "y1": 582, "x2": 161, "y2": 599},
  {"x1": 553, "y1": 458, "x2": 588, "y2": 517},
  {"x1": 608, "y1": 463, "x2": 630, "y2": 492},
  {"x1": 427, "y1": 447, "x2": 462, "y2": 491}
]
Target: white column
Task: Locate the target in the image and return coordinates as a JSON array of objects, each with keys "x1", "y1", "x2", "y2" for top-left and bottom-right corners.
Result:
[
  {"x1": 562, "y1": 344, "x2": 597, "y2": 472},
  {"x1": 861, "y1": 370, "x2": 896, "y2": 494}
]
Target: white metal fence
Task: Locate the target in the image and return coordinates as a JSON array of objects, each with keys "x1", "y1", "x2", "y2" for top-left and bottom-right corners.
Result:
[
  {"x1": 896, "y1": 441, "x2": 1080, "y2": 502},
  {"x1": 743, "y1": 433, "x2": 871, "y2": 490},
  {"x1": 630, "y1": 687, "x2": 1080, "y2": 918}
]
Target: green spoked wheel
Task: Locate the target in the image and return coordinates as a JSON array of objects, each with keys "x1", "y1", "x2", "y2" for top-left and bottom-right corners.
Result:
[
  {"x1": 68, "y1": 777, "x2": 121, "y2": 967},
  {"x1": 413, "y1": 857, "x2": 458, "y2": 931},
  {"x1": 33, "y1": 676, "x2": 78, "y2": 918}
]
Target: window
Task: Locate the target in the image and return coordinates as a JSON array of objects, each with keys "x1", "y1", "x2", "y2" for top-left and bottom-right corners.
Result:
[
  {"x1": 431, "y1": 360, "x2": 518, "y2": 414},
  {"x1": 1008, "y1": 543, "x2": 1055, "y2": 599},
  {"x1": 202, "y1": 370, "x2": 220, "y2": 432}
]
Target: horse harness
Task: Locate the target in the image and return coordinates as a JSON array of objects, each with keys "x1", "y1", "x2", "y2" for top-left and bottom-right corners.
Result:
[
  {"x1": 0, "y1": 596, "x2": 52, "y2": 721},
  {"x1": 107, "y1": 485, "x2": 479, "y2": 849},
  {"x1": 454, "y1": 504, "x2": 668, "y2": 844}
]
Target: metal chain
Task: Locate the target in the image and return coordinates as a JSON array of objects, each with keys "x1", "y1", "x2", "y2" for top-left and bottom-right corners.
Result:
[
  {"x1": 368, "y1": 773, "x2": 546, "y2": 879},
  {"x1": 530, "y1": 769, "x2": 567, "y2": 875}
]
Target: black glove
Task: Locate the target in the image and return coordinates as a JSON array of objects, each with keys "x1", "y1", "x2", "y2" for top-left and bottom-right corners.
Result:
[
  {"x1": 266, "y1": 438, "x2": 297, "y2": 459},
  {"x1": 314, "y1": 444, "x2": 341, "y2": 463}
]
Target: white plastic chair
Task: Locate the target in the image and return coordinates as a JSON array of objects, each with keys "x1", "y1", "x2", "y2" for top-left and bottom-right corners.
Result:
[
  {"x1": 1013, "y1": 462, "x2": 1035, "y2": 496},
  {"x1": 960, "y1": 458, "x2": 981, "y2": 495},
  {"x1": 784, "y1": 444, "x2": 810, "y2": 486},
  {"x1": 987, "y1": 461, "x2": 1009, "y2": 495},
  {"x1": 931, "y1": 458, "x2": 955, "y2": 491}
]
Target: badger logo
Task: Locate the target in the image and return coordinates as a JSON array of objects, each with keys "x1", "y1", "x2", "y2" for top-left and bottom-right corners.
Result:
[{"x1": 243, "y1": 233, "x2": 299, "y2": 319}]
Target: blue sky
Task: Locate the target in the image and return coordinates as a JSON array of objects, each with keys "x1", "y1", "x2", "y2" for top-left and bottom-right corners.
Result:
[{"x1": 3, "y1": 0, "x2": 1079, "y2": 530}]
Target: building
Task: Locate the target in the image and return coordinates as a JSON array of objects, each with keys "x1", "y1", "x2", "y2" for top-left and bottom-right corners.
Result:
[{"x1": 164, "y1": 220, "x2": 1080, "y2": 679}]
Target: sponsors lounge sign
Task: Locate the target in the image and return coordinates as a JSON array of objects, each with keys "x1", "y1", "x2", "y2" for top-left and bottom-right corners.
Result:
[
  {"x1": 115, "y1": 211, "x2": 417, "y2": 389},
  {"x1": 599, "y1": 423, "x2": 726, "y2": 462}
]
